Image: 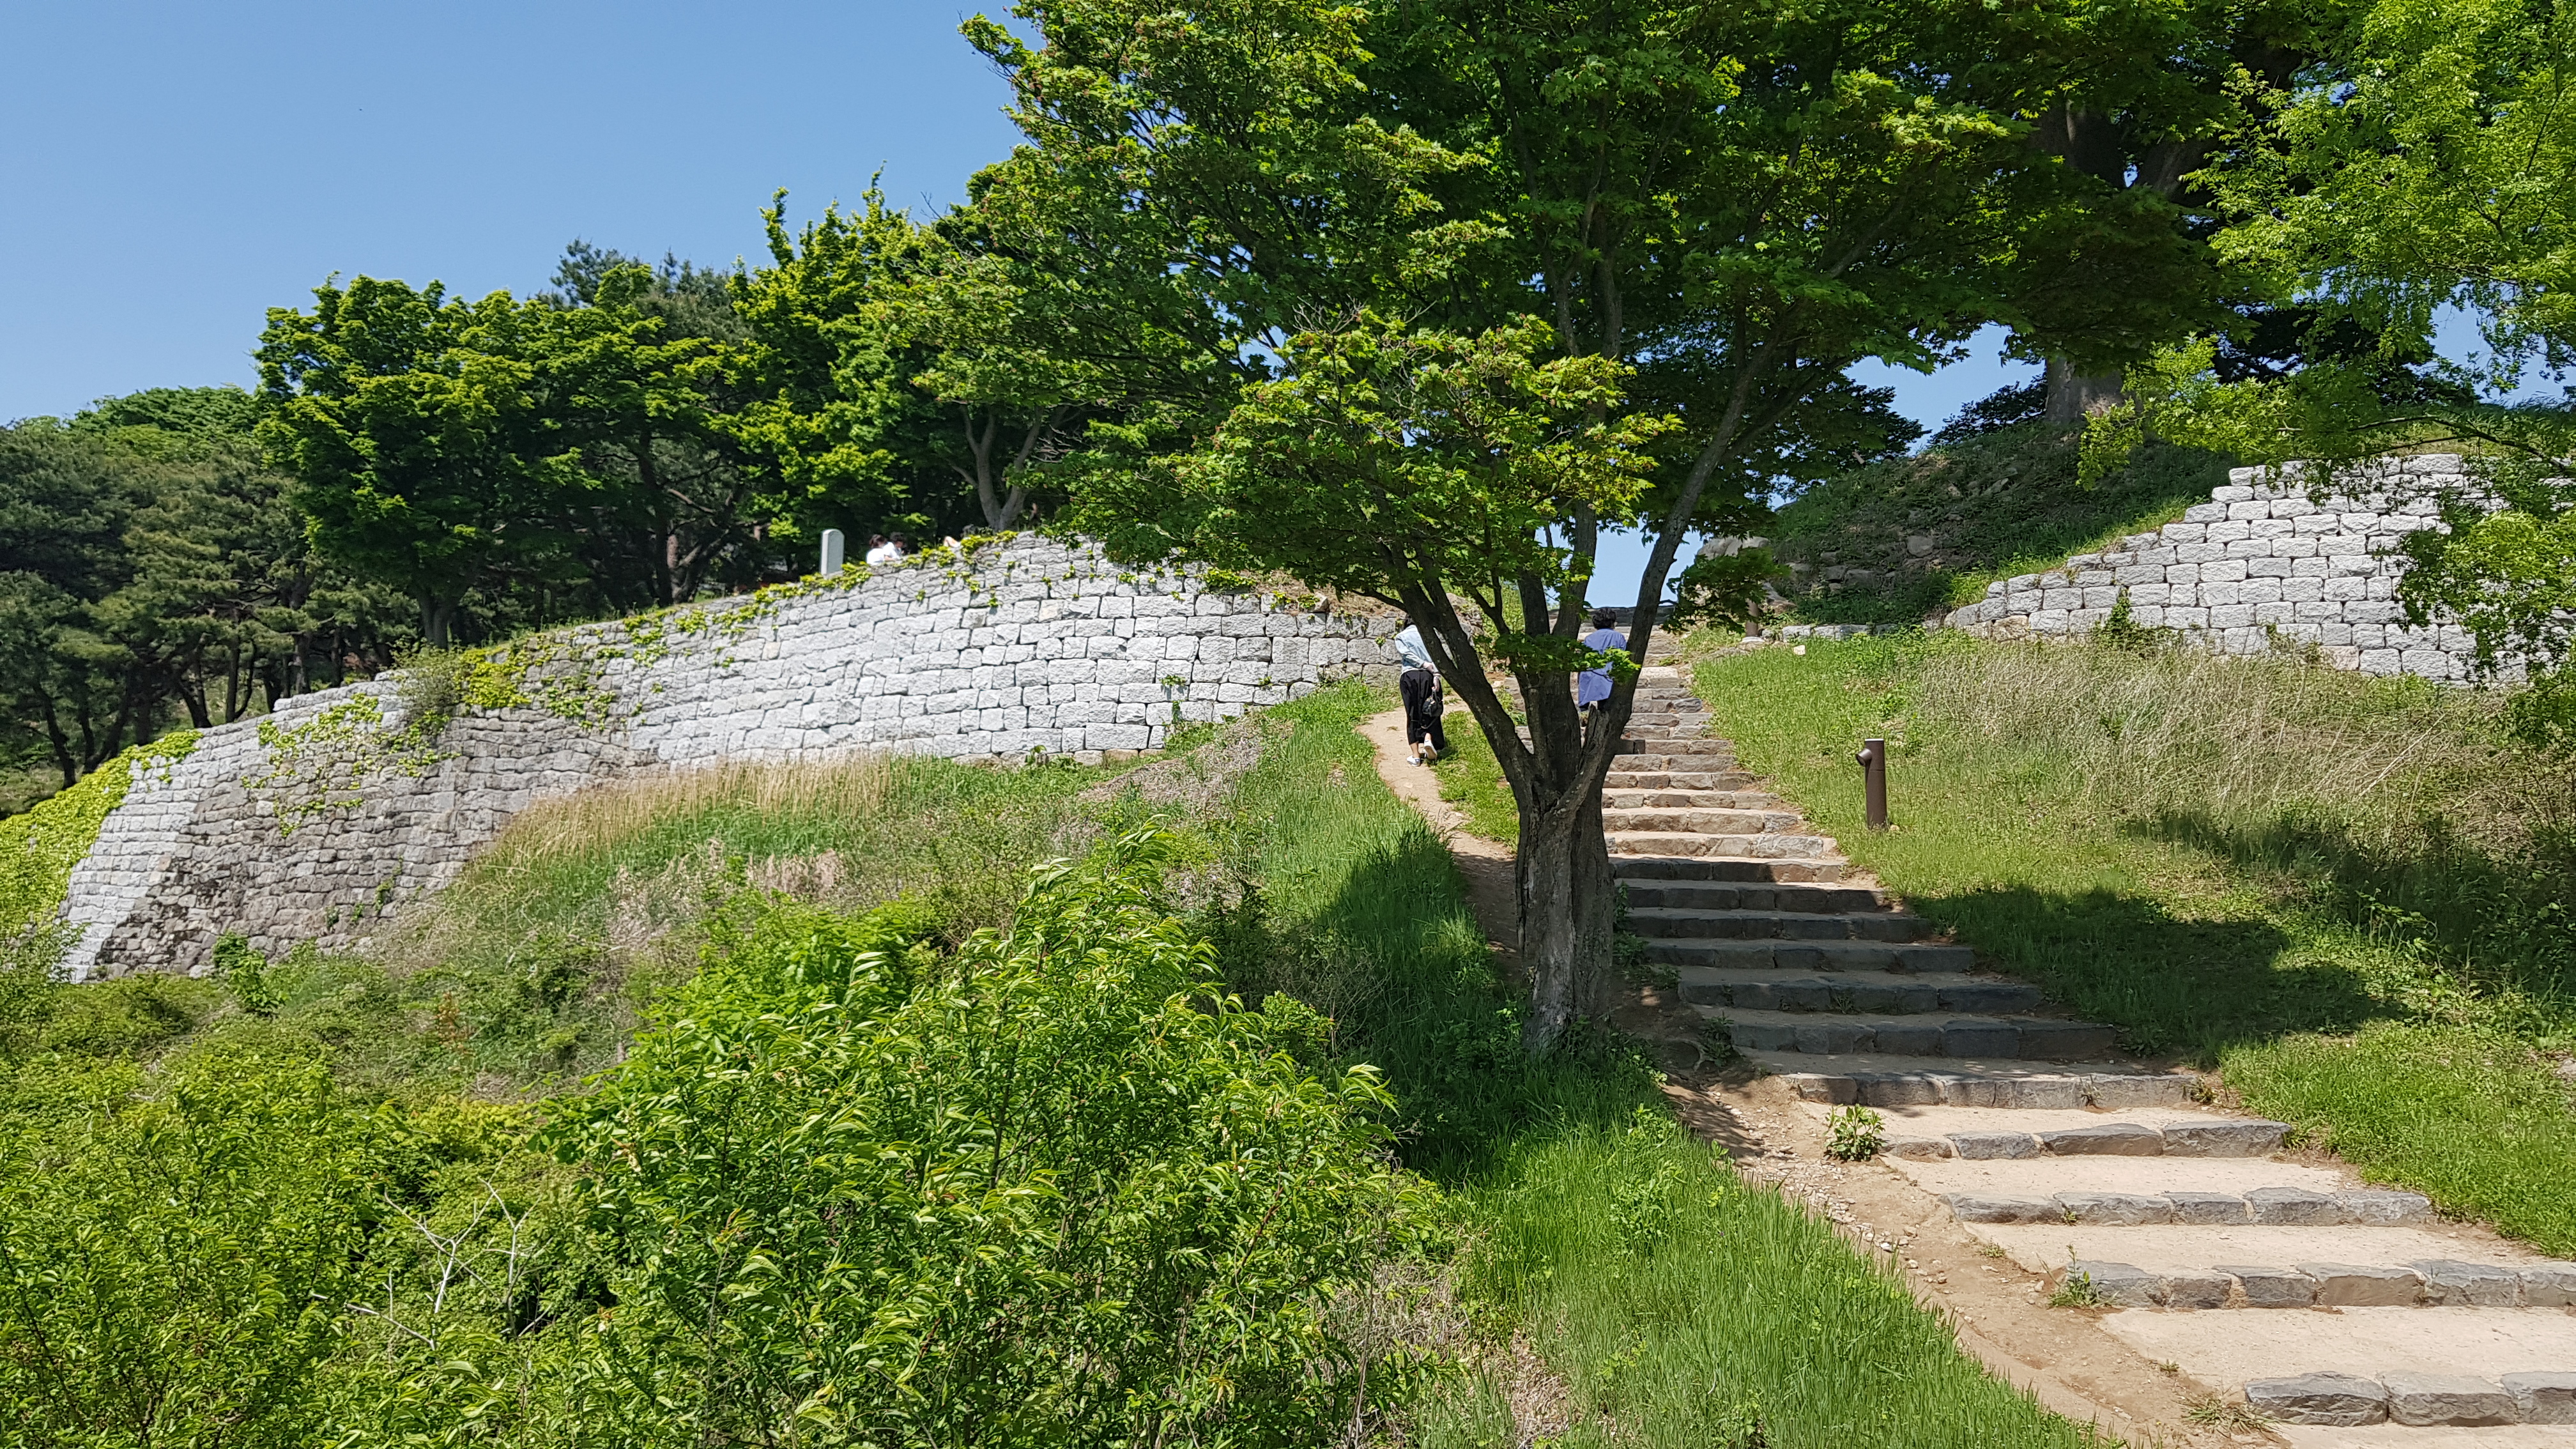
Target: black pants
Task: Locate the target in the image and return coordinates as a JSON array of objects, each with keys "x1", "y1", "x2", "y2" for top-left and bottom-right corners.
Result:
[{"x1": 1400, "y1": 668, "x2": 1449, "y2": 751}]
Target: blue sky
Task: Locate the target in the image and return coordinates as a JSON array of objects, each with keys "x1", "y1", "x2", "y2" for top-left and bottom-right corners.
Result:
[
  {"x1": 2, "y1": 0, "x2": 2031, "y2": 606},
  {"x1": 1, "y1": 1, "x2": 1022, "y2": 420}
]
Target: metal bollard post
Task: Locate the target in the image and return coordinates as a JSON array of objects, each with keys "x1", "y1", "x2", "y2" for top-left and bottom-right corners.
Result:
[{"x1": 1855, "y1": 737, "x2": 1889, "y2": 831}]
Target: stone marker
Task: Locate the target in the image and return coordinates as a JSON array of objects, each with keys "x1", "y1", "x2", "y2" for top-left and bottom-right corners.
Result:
[
  {"x1": 2382, "y1": 1372, "x2": 2517, "y2": 1427},
  {"x1": 2246, "y1": 1372, "x2": 2388, "y2": 1426},
  {"x1": 2505, "y1": 1372, "x2": 2576, "y2": 1425}
]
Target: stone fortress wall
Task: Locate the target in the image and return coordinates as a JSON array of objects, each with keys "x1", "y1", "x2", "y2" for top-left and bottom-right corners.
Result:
[
  {"x1": 57, "y1": 536, "x2": 1399, "y2": 979},
  {"x1": 1929, "y1": 453, "x2": 2487, "y2": 678}
]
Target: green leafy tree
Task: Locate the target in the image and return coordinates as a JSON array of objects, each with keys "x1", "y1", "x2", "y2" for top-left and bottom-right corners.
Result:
[
  {"x1": 980, "y1": 0, "x2": 2161, "y2": 1044},
  {"x1": 259, "y1": 278, "x2": 594, "y2": 645},
  {"x1": 2089, "y1": 0, "x2": 2576, "y2": 739}
]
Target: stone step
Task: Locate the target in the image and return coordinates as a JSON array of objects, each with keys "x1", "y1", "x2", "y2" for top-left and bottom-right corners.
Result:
[
  {"x1": 1620, "y1": 737, "x2": 1732, "y2": 757},
  {"x1": 1602, "y1": 806, "x2": 1810, "y2": 834},
  {"x1": 1678, "y1": 967, "x2": 2040, "y2": 1014},
  {"x1": 1704, "y1": 1008, "x2": 2118, "y2": 1060},
  {"x1": 1905, "y1": 1115, "x2": 2291, "y2": 1162},
  {"x1": 1751, "y1": 1051, "x2": 2193, "y2": 1107},
  {"x1": 2101, "y1": 1310, "x2": 2576, "y2": 1432},
  {"x1": 1949, "y1": 1183, "x2": 2429, "y2": 1224},
  {"x1": 1607, "y1": 831, "x2": 1842, "y2": 861},
  {"x1": 1601, "y1": 788, "x2": 1782, "y2": 810},
  {"x1": 2049, "y1": 1257, "x2": 2576, "y2": 1312},
  {"x1": 1610, "y1": 853, "x2": 1847, "y2": 884},
  {"x1": 1620, "y1": 878, "x2": 1892, "y2": 914},
  {"x1": 1611, "y1": 757, "x2": 1746, "y2": 778},
  {"x1": 1660, "y1": 939, "x2": 1974, "y2": 973},
  {"x1": 1629, "y1": 905, "x2": 1928, "y2": 943},
  {"x1": 2246, "y1": 1368, "x2": 2576, "y2": 1429},
  {"x1": 1603, "y1": 769, "x2": 1761, "y2": 790}
]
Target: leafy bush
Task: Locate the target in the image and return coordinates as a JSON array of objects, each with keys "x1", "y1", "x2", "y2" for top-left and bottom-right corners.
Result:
[
  {"x1": 1824, "y1": 1105, "x2": 1885, "y2": 1161},
  {"x1": 532, "y1": 832, "x2": 1434, "y2": 1446},
  {"x1": 0, "y1": 1043, "x2": 385, "y2": 1447}
]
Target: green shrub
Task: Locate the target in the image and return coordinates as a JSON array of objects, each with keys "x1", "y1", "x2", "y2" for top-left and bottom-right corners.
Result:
[
  {"x1": 0, "y1": 1043, "x2": 384, "y2": 1446},
  {"x1": 533, "y1": 833, "x2": 1435, "y2": 1446}
]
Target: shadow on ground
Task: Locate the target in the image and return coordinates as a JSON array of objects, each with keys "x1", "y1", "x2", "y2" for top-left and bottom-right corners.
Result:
[{"x1": 1905, "y1": 884, "x2": 2383, "y2": 1063}]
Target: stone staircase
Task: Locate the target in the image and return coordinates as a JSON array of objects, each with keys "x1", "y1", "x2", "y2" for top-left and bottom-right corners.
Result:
[{"x1": 1618, "y1": 663, "x2": 2576, "y2": 1443}]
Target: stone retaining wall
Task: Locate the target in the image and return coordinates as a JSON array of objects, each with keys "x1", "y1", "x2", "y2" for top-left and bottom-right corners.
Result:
[
  {"x1": 1940, "y1": 454, "x2": 2485, "y2": 678},
  {"x1": 57, "y1": 536, "x2": 1397, "y2": 979}
]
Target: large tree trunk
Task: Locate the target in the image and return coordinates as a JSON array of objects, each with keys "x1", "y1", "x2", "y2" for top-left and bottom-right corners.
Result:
[
  {"x1": 1514, "y1": 762, "x2": 1619, "y2": 1050},
  {"x1": 2044, "y1": 356, "x2": 2124, "y2": 424},
  {"x1": 1506, "y1": 656, "x2": 1629, "y2": 1052}
]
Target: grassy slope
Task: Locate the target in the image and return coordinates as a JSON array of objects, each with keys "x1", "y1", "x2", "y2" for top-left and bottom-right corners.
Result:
[
  {"x1": 1765, "y1": 427, "x2": 2227, "y2": 626},
  {"x1": 1692, "y1": 634, "x2": 2576, "y2": 1254},
  {"x1": 1235, "y1": 684, "x2": 2097, "y2": 1449}
]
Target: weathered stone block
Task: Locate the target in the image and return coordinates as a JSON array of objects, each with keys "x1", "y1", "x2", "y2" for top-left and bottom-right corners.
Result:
[
  {"x1": 2247, "y1": 1373, "x2": 2388, "y2": 1426},
  {"x1": 2160, "y1": 1119, "x2": 2288, "y2": 1156},
  {"x1": 2332, "y1": 1190, "x2": 2430, "y2": 1224},
  {"x1": 2216, "y1": 1264, "x2": 2315, "y2": 1307},
  {"x1": 2298, "y1": 1262, "x2": 2423, "y2": 1306},
  {"x1": 2506, "y1": 1371, "x2": 2576, "y2": 1423},
  {"x1": 2040, "y1": 1123, "x2": 2164, "y2": 1156},
  {"x1": 2166, "y1": 1191, "x2": 2252, "y2": 1225},
  {"x1": 1944, "y1": 1193, "x2": 2054, "y2": 1223},
  {"x1": 1947, "y1": 1131, "x2": 2041, "y2": 1160},
  {"x1": 2412, "y1": 1259, "x2": 2522, "y2": 1307},
  {"x1": 2054, "y1": 1192, "x2": 2172, "y2": 1225},
  {"x1": 2384, "y1": 1372, "x2": 2517, "y2": 1427},
  {"x1": 2064, "y1": 1260, "x2": 2159, "y2": 1307}
]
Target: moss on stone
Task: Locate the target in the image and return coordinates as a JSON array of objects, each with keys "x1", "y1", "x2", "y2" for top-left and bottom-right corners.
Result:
[{"x1": 0, "y1": 732, "x2": 199, "y2": 941}]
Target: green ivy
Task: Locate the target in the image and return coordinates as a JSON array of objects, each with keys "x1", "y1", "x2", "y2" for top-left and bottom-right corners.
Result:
[{"x1": 0, "y1": 732, "x2": 200, "y2": 943}]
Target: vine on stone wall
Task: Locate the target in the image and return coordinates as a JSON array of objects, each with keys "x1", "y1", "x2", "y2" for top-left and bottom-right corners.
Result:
[{"x1": 0, "y1": 732, "x2": 200, "y2": 949}]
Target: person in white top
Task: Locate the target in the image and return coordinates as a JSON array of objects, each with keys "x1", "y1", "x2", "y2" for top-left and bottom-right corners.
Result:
[
  {"x1": 864, "y1": 534, "x2": 904, "y2": 565},
  {"x1": 1394, "y1": 622, "x2": 1448, "y2": 765}
]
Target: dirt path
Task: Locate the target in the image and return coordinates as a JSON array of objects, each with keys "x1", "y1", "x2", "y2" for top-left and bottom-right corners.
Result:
[{"x1": 1362, "y1": 705, "x2": 1517, "y2": 960}]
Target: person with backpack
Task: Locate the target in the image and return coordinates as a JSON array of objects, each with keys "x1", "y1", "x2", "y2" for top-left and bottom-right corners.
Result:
[
  {"x1": 1578, "y1": 608, "x2": 1627, "y2": 716},
  {"x1": 1395, "y1": 621, "x2": 1448, "y2": 765}
]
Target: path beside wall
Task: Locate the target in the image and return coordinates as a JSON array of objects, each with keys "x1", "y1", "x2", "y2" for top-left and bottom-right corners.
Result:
[
  {"x1": 1940, "y1": 454, "x2": 2486, "y2": 678},
  {"x1": 58, "y1": 537, "x2": 1397, "y2": 979}
]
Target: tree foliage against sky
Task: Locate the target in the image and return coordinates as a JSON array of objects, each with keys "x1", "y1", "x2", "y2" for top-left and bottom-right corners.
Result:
[
  {"x1": 970, "y1": 0, "x2": 2237, "y2": 1045},
  {"x1": 2091, "y1": 0, "x2": 2576, "y2": 742}
]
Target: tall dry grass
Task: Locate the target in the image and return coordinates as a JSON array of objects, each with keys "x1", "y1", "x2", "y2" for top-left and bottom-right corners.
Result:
[
  {"x1": 1908, "y1": 641, "x2": 2575, "y2": 873},
  {"x1": 471, "y1": 756, "x2": 895, "y2": 882}
]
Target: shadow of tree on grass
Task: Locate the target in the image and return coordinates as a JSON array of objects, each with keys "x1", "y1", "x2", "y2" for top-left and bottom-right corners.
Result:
[
  {"x1": 2127, "y1": 808, "x2": 2576, "y2": 1009},
  {"x1": 1906, "y1": 885, "x2": 2384, "y2": 1064}
]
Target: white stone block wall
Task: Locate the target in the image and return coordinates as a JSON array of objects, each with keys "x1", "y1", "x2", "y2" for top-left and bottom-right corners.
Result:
[
  {"x1": 55, "y1": 537, "x2": 1398, "y2": 978},
  {"x1": 1940, "y1": 454, "x2": 2489, "y2": 678}
]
